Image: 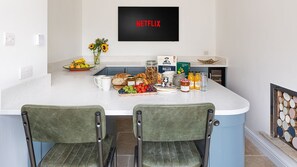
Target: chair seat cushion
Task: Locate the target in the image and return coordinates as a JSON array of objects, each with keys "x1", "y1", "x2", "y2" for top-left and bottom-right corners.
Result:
[
  {"x1": 142, "y1": 141, "x2": 202, "y2": 167},
  {"x1": 39, "y1": 135, "x2": 114, "y2": 167}
]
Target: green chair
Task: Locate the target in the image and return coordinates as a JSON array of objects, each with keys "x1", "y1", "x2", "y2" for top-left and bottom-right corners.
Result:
[
  {"x1": 133, "y1": 103, "x2": 215, "y2": 167},
  {"x1": 21, "y1": 105, "x2": 116, "y2": 167}
]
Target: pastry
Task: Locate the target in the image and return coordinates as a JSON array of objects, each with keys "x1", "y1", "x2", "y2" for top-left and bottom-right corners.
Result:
[{"x1": 112, "y1": 73, "x2": 131, "y2": 86}]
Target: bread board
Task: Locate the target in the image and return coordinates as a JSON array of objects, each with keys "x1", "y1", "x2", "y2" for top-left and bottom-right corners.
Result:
[{"x1": 118, "y1": 92, "x2": 158, "y2": 97}]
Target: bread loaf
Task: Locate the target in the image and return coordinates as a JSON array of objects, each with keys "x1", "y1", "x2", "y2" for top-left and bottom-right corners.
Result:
[
  {"x1": 112, "y1": 73, "x2": 131, "y2": 86},
  {"x1": 136, "y1": 73, "x2": 146, "y2": 79},
  {"x1": 157, "y1": 73, "x2": 163, "y2": 84}
]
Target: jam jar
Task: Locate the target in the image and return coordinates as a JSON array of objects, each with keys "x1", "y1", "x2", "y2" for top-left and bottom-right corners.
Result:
[
  {"x1": 127, "y1": 76, "x2": 135, "y2": 86},
  {"x1": 180, "y1": 78, "x2": 190, "y2": 92}
]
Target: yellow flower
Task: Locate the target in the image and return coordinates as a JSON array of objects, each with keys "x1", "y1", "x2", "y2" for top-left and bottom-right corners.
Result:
[
  {"x1": 101, "y1": 44, "x2": 109, "y2": 52},
  {"x1": 88, "y1": 43, "x2": 95, "y2": 50}
]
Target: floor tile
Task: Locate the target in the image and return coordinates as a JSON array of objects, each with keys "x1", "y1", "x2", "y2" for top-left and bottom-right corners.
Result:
[
  {"x1": 117, "y1": 132, "x2": 136, "y2": 155},
  {"x1": 117, "y1": 155, "x2": 130, "y2": 167},
  {"x1": 245, "y1": 156, "x2": 276, "y2": 167},
  {"x1": 245, "y1": 138, "x2": 263, "y2": 155},
  {"x1": 116, "y1": 117, "x2": 133, "y2": 133},
  {"x1": 127, "y1": 156, "x2": 134, "y2": 167}
]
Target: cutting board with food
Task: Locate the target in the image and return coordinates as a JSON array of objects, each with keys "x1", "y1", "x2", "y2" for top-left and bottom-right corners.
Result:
[{"x1": 112, "y1": 72, "x2": 160, "y2": 96}]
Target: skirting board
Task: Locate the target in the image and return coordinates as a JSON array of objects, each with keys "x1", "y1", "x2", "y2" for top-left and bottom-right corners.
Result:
[{"x1": 245, "y1": 126, "x2": 297, "y2": 167}]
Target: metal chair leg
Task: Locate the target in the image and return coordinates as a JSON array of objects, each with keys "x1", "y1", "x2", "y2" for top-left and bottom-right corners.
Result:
[
  {"x1": 136, "y1": 111, "x2": 142, "y2": 167},
  {"x1": 95, "y1": 112, "x2": 104, "y2": 167},
  {"x1": 203, "y1": 109, "x2": 215, "y2": 167},
  {"x1": 21, "y1": 111, "x2": 37, "y2": 167},
  {"x1": 134, "y1": 146, "x2": 138, "y2": 167}
]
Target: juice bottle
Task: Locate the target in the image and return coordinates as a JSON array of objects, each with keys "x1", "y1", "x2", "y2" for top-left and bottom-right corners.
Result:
[
  {"x1": 194, "y1": 72, "x2": 201, "y2": 90},
  {"x1": 188, "y1": 72, "x2": 195, "y2": 90}
]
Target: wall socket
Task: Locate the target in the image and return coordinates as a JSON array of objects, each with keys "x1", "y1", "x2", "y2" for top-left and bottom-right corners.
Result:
[
  {"x1": 19, "y1": 66, "x2": 33, "y2": 80},
  {"x1": 3, "y1": 32, "x2": 15, "y2": 46},
  {"x1": 34, "y1": 34, "x2": 44, "y2": 46}
]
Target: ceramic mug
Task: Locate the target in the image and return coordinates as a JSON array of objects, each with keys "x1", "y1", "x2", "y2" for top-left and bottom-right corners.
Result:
[
  {"x1": 94, "y1": 75, "x2": 106, "y2": 89},
  {"x1": 101, "y1": 76, "x2": 112, "y2": 91}
]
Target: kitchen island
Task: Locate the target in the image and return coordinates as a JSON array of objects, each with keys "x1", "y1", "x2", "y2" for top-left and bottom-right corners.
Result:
[{"x1": 0, "y1": 60, "x2": 248, "y2": 167}]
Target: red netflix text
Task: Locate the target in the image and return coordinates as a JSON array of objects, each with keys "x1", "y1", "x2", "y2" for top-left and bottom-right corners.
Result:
[{"x1": 136, "y1": 20, "x2": 161, "y2": 28}]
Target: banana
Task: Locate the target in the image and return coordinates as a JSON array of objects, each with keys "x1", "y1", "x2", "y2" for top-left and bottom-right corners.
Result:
[
  {"x1": 69, "y1": 58, "x2": 91, "y2": 69},
  {"x1": 74, "y1": 58, "x2": 86, "y2": 64}
]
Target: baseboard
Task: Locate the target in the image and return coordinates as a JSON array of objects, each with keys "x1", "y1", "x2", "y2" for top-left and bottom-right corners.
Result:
[{"x1": 245, "y1": 127, "x2": 297, "y2": 167}]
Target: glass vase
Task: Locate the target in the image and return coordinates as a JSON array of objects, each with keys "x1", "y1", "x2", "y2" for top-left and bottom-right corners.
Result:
[{"x1": 93, "y1": 51, "x2": 101, "y2": 65}]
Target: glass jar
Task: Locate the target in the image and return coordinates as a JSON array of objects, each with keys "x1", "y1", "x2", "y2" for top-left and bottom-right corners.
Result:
[
  {"x1": 135, "y1": 77, "x2": 144, "y2": 85},
  {"x1": 145, "y1": 60, "x2": 158, "y2": 84},
  {"x1": 173, "y1": 73, "x2": 185, "y2": 88},
  {"x1": 127, "y1": 76, "x2": 135, "y2": 86},
  {"x1": 180, "y1": 78, "x2": 190, "y2": 92}
]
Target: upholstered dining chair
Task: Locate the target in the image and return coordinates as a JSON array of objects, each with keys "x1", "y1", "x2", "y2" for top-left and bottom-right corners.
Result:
[
  {"x1": 21, "y1": 105, "x2": 116, "y2": 167},
  {"x1": 133, "y1": 103, "x2": 215, "y2": 167}
]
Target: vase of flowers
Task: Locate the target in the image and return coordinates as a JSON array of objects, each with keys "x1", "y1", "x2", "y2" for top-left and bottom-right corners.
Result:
[{"x1": 88, "y1": 38, "x2": 109, "y2": 65}]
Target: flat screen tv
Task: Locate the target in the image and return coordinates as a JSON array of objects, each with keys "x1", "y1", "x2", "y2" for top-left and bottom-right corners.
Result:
[{"x1": 118, "y1": 7, "x2": 179, "y2": 41}]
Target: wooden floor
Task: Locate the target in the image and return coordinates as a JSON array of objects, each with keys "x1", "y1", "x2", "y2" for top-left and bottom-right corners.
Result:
[{"x1": 116, "y1": 117, "x2": 276, "y2": 167}]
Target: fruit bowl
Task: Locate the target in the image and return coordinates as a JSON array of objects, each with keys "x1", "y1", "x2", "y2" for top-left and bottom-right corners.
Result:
[
  {"x1": 63, "y1": 58, "x2": 95, "y2": 71},
  {"x1": 63, "y1": 64, "x2": 95, "y2": 71},
  {"x1": 197, "y1": 58, "x2": 219, "y2": 64}
]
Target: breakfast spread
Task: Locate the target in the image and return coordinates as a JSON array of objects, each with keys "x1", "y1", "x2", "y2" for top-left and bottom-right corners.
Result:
[{"x1": 105, "y1": 58, "x2": 212, "y2": 95}]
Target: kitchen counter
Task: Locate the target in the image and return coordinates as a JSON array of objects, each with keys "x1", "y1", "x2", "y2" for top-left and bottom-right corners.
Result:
[
  {"x1": 1, "y1": 62, "x2": 246, "y2": 116},
  {"x1": 0, "y1": 58, "x2": 248, "y2": 167}
]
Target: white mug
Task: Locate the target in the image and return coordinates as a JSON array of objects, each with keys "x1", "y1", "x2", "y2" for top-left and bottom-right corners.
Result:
[
  {"x1": 101, "y1": 76, "x2": 112, "y2": 91},
  {"x1": 94, "y1": 75, "x2": 106, "y2": 89}
]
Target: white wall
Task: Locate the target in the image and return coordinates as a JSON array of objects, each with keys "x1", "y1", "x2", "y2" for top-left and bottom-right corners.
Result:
[
  {"x1": 216, "y1": 0, "x2": 297, "y2": 133},
  {"x1": 0, "y1": 0, "x2": 47, "y2": 89},
  {"x1": 48, "y1": 0, "x2": 82, "y2": 63},
  {"x1": 82, "y1": 0, "x2": 216, "y2": 59}
]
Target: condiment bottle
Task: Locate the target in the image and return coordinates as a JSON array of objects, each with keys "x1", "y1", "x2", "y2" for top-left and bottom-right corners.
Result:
[
  {"x1": 180, "y1": 78, "x2": 190, "y2": 92},
  {"x1": 194, "y1": 72, "x2": 201, "y2": 90},
  {"x1": 188, "y1": 72, "x2": 195, "y2": 90},
  {"x1": 127, "y1": 76, "x2": 135, "y2": 86},
  {"x1": 135, "y1": 77, "x2": 143, "y2": 86}
]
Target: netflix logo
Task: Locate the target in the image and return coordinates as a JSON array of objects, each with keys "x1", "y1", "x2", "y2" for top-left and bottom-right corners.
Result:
[{"x1": 136, "y1": 20, "x2": 161, "y2": 28}]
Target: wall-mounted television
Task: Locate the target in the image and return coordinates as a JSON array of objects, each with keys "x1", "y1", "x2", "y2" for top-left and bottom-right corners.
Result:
[{"x1": 118, "y1": 7, "x2": 179, "y2": 41}]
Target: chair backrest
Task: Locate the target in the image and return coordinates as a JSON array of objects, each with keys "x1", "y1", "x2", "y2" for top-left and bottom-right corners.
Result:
[
  {"x1": 133, "y1": 103, "x2": 215, "y2": 142},
  {"x1": 21, "y1": 105, "x2": 106, "y2": 143}
]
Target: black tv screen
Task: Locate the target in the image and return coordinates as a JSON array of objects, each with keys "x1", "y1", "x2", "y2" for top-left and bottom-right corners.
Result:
[{"x1": 118, "y1": 7, "x2": 179, "y2": 41}]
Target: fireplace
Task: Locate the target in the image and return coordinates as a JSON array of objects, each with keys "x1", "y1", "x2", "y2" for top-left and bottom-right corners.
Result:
[{"x1": 271, "y1": 83, "x2": 297, "y2": 150}]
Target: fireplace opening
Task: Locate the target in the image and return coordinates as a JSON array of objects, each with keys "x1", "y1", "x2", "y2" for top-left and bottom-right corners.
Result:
[{"x1": 271, "y1": 83, "x2": 297, "y2": 150}]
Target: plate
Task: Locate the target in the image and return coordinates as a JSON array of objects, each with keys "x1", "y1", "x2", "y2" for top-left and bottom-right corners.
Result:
[
  {"x1": 63, "y1": 64, "x2": 95, "y2": 71},
  {"x1": 197, "y1": 58, "x2": 219, "y2": 64},
  {"x1": 118, "y1": 92, "x2": 158, "y2": 96},
  {"x1": 154, "y1": 85, "x2": 178, "y2": 93}
]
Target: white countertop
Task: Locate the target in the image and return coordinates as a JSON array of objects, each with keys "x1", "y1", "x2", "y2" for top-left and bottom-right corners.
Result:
[{"x1": 1, "y1": 61, "x2": 249, "y2": 116}]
